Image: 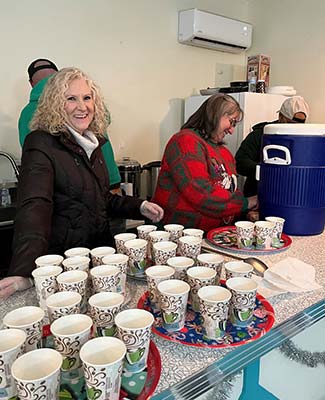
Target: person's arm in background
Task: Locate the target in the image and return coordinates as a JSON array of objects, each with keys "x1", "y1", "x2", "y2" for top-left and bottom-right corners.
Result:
[
  {"x1": 9, "y1": 139, "x2": 54, "y2": 277},
  {"x1": 18, "y1": 102, "x2": 37, "y2": 147},
  {"x1": 101, "y1": 134, "x2": 122, "y2": 194},
  {"x1": 19, "y1": 76, "x2": 52, "y2": 147},
  {"x1": 235, "y1": 127, "x2": 263, "y2": 178}
]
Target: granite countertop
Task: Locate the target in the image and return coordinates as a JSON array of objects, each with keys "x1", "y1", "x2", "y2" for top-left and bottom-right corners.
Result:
[
  {"x1": 0, "y1": 231, "x2": 324, "y2": 394},
  {"x1": 149, "y1": 231, "x2": 325, "y2": 393}
]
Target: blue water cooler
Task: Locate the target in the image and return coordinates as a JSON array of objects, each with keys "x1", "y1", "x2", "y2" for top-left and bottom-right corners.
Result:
[{"x1": 258, "y1": 124, "x2": 325, "y2": 235}]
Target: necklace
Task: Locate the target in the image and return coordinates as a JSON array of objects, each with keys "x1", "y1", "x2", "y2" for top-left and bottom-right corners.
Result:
[{"x1": 280, "y1": 339, "x2": 325, "y2": 368}]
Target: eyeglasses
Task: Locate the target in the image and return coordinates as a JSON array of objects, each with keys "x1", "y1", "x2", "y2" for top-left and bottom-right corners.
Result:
[{"x1": 228, "y1": 117, "x2": 240, "y2": 128}]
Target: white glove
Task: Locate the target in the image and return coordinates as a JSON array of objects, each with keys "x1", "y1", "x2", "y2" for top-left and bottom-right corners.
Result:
[
  {"x1": 0, "y1": 276, "x2": 34, "y2": 301},
  {"x1": 140, "y1": 201, "x2": 164, "y2": 223}
]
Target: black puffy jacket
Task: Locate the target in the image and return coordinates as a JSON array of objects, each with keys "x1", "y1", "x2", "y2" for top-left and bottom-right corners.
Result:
[{"x1": 9, "y1": 130, "x2": 143, "y2": 276}]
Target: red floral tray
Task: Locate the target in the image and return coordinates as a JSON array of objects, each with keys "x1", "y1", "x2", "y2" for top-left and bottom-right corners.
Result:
[
  {"x1": 207, "y1": 226, "x2": 292, "y2": 256},
  {"x1": 137, "y1": 289, "x2": 275, "y2": 349},
  {"x1": 135, "y1": 340, "x2": 161, "y2": 400}
]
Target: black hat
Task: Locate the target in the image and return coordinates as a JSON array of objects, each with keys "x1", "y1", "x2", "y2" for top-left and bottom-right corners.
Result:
[{"x1": 28, "y1": 58, "x2": 58, "y2": 80}]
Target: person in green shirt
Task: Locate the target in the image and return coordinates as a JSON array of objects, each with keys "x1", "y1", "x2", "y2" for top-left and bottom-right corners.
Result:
[{"x1": 18, "y1": 58, "x2": 121, "y2": 190}]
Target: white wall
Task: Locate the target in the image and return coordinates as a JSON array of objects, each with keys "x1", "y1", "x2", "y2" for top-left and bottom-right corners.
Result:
[
  {"x1": 0, "y1": 0, "x2": 250, "y2": 176},
  {"x1": 248, "y1": 0, "x2": 325, "y2": 123},
  {"x1": 2, "y1": 0, "x2": 322, "y2": 183}
]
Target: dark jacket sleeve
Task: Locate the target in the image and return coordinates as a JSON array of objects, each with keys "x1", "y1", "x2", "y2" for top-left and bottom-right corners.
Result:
[
  {"x1": 235, "y1": 127, "x2": 263, "y2": 177},
  {"x1": 8, "y1": 136, "x2": 54, "y2": 277},
  {"x1": 106, "y1": 192, "x2": 144, "y2": 220}
]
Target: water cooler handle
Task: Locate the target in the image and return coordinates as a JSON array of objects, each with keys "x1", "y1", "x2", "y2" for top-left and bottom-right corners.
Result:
[
  {"x1": 256, "y1": 165, "x2": 260, "y2": 181},
  {"x1": 262, "y1": 145, "x2": 292, "y2": 165}
]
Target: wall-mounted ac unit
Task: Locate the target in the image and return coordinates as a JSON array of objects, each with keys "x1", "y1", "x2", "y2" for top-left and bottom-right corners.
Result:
[{"x1": 178, "y1": 9, "x2": 252, "y2": 53}]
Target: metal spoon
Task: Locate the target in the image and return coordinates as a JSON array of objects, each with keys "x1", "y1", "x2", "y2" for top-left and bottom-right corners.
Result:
[
  {"x1": 240, "y1": 256, "x2": 268, "y2": 276},
  {"x1": 201, "y1": 243, "x2": 268, "y2": 276}
]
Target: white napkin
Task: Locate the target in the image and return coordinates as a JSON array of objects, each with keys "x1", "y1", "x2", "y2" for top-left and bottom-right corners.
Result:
[{"x1": 253, "y1": 257, "x2": 322, "y2": 298}]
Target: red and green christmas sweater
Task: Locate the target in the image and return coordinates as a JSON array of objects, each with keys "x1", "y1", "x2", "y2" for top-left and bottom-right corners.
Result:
[{"x1": 152, "y1": 129, "x2": 248, "y2": 232}]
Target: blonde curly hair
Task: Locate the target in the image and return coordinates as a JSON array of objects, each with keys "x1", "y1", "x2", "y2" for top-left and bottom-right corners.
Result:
[{"x1": 30, "y1": 67, "x2": 110, "y2": 136}]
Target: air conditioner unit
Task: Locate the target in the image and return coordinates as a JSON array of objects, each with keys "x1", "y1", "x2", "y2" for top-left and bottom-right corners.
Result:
[{"x1": 178, "y1": 9, "x2": 252, "y2": 53}]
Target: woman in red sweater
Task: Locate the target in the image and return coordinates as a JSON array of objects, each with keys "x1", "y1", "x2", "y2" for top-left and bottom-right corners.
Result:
[{"x1": 152, "y1": 94, "x2": 258, "y2": 232}]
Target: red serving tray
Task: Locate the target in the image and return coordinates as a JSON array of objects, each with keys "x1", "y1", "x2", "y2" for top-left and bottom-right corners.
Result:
[
  {"x1": 207, "y1": 226, "x2": 292, "y2": 256},
  {"x1": 137, "y1": 287, "x2": 275, "y2": 349}
]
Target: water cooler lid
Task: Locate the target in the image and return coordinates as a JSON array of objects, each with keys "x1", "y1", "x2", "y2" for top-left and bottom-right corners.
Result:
[
  {"x1": 116, "y1": 157, "x2": 141, "y2": 171},
  {"x1": 264, "y1": 123, "x2": 325, "y2": 136}
]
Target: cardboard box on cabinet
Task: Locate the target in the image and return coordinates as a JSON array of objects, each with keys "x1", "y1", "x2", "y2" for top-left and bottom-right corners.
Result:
[{"x1": 247, "y1": 54, "x2": 271, "y2": 87}]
